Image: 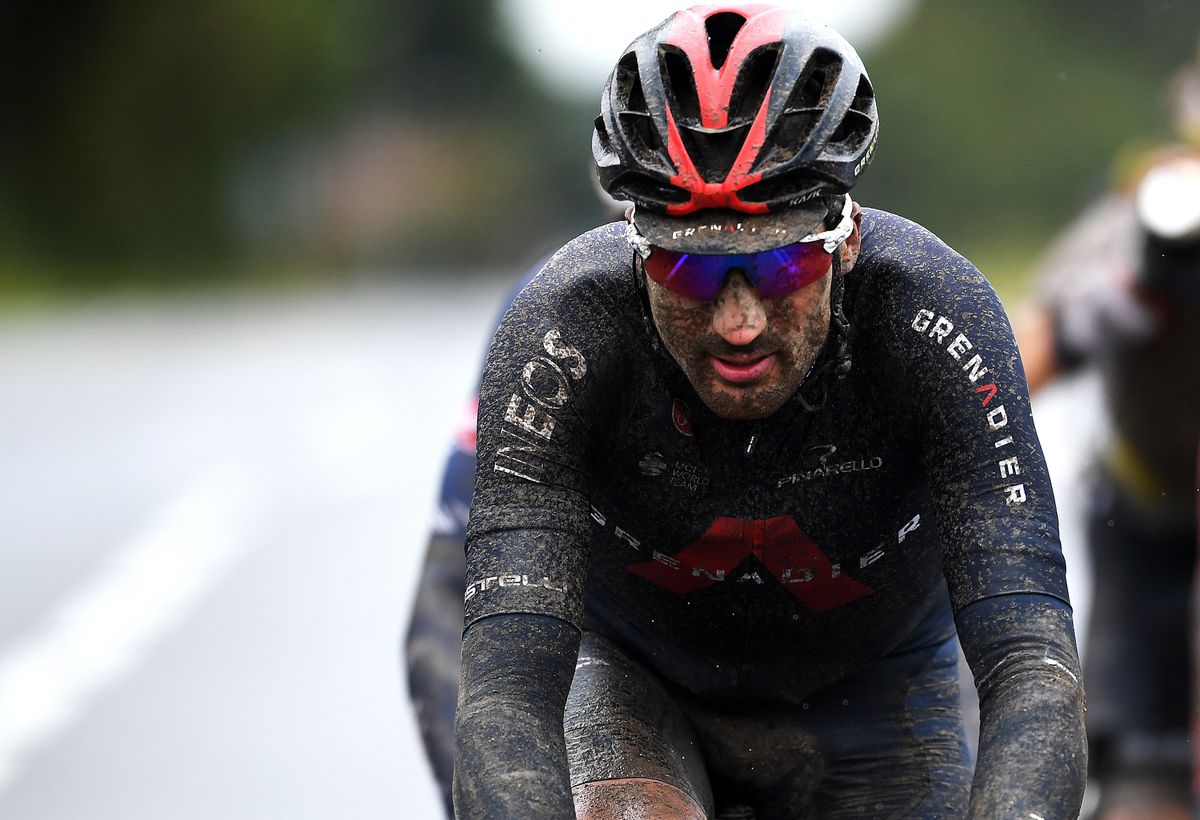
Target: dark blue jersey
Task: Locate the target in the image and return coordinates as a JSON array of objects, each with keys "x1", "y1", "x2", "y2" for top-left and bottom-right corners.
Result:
[{"x1": 456, "y1": 209, "x2": 1085, "y2": 818}]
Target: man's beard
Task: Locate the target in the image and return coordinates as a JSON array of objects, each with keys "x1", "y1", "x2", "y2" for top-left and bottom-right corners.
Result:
[{"x1": 678, "y1": 321, "x2": 829, "y2": 420}]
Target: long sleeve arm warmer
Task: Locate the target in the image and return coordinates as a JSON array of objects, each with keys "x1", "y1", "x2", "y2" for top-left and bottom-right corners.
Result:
[
  {"x1": 956, "y1": 593, "x2": 1087, "y2": 819},
  {"x1": 453, "y1": 612, "x2": 581, "y2": 820}
]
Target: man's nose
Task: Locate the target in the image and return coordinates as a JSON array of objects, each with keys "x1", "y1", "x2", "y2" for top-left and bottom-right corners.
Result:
[{"x1": 712, "y1": 271, "x2": 766, "y2": 346}]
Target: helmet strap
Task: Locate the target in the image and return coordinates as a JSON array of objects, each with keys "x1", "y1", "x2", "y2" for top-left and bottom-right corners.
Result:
[{"x1": 794, "y1": 252, "x2": 853, "y2": 413}]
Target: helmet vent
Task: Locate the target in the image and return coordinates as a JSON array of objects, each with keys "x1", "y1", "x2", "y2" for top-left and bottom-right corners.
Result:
[
  {"x1": 661, "y1": 47, "x2": 701, "y2": 124},
  {"x1": 619, "y1": 110, "x2": 663, "y2": 165},
  {"x1": 611, "y1": 171, "x2": 691, "y2": 206},
  {"x1": 826, "y1": 76, "x2": 876, "y2": 157},
  {"x1": 593, "y1": 114, "x2": 614, "y2": 158},
  {"x1": 615, "y1": 52, "x2": 648, "y2": 114},
  {"x1": 785, "y1": 49, "x2": 843, "y2": 113},
  {"x1": 610, "y1": 51, "x2": 671, "y2": 169},
  {"x1": 680, "y1": 123, "x2": 753, "y2": 183},
  {"x1": 850, "y1": 75, "x2": 875, "y2": 117},
  {"x1": 738, "y1": 169, "x2": 824, "y2": 205},
  {"x1": 704, "y1": 12, "x2": 747, "y2": 70},
  {"x1": 758, "y1": 110, "x2": 818, "y2": 167},
  {"x1": 750, "y1": 51, "x2": 844, "y2": 175},
  {"x1": 729, "y1": 45, "x2": 781, "y2": 123},
  {"x1": 828, "y1": 111, "x2": 870, "y2": 153}
]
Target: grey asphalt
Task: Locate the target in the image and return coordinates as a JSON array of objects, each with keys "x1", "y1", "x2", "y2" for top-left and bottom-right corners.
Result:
[
  {"x1": 0, "y1": 280, "x2": 1095, "y2": 820},
  {"x1": 0, "y1": 280, "x2": 511, "y2": 820}
]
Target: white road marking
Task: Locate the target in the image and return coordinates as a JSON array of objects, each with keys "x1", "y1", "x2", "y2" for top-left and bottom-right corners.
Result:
[{"x1": 0, "y1": 460, "x2": 261, "y2": 796}]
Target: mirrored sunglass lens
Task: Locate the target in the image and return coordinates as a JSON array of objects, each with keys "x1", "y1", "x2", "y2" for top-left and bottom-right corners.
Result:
[
  {"x1": 751, "y1": 245, "x2": 832, "y2": 297},
  {"x1": 644, "y1": 243, "x2": 831, "y2": 300},
  {"x1": 644, "y1": 251, "x2": 724, "y2": 300}
]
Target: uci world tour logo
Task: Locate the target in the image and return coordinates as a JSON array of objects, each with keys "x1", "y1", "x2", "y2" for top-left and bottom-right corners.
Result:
[{"x1": 639, "y1": 452, "x2": 668, "y2": 476}]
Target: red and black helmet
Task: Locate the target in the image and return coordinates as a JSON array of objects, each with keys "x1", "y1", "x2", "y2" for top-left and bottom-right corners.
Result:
[{"x1": 592, "y1": 4, "x2": 879, "y2": 217}]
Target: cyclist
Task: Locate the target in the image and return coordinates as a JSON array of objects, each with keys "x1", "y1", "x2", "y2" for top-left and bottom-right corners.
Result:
[
  {"x1": 454, "y1": 6, "x2": 1087, "y2": 818},
  {"x1": 405, "y1": 391, "x2": 476, "y2": 817},
  {"x1": 1015, "y1": 112, "x2": 1200, "y2": 818}
]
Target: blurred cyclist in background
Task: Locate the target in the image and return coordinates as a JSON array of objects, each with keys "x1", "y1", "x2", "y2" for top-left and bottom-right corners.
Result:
[
  {"x1": 404, "y1": 383, "x2": 482, "y2": 817},
  {"x1": 404, "y1": 266, "x2": 540, "y2": 817},
  {"x1": 1016, "y1": 49, "x2": 1200, "y2": 820}
]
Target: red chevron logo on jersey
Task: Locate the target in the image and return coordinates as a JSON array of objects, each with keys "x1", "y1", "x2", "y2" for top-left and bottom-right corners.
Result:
[{"x1": 626, "y1": 515, "x2": 873, "y2": 612}]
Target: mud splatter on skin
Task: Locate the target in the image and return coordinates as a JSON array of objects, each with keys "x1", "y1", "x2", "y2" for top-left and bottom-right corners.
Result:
[
  {"x1": 565, "y1": 633, "x2": 714, "y2": 817},
  {"x1": 571, "y1": 779, "x2": 707, "y2": 819},
  {"x1": 645, "y1": 264, "x2": 832, "y2": 421},
  {"x1": 642, "y1": 204, "x2": 863, "y2": 421}
]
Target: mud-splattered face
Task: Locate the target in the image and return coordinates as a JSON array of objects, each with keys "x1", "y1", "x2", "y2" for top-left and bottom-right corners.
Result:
[
  {"x1": 646, "y1": 262, "x2": 833, "y2": 420},
  {"x1": 643, "y1": 203, "x2": 862, "y2": 420}
]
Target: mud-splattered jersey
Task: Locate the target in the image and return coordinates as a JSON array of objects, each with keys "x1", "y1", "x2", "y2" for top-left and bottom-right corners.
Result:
[{"x1": 464, "y1": 208, "x2": 1071, "y2": 702}]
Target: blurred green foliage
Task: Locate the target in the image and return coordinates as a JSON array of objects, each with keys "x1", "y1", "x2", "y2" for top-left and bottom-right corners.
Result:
[
  {"x1": 859, "y1": 0, "x2": 1200, "y2": 278},
  {"x1": 0, "y1": 0, "x2": 601, "y2": 283},
  {"x1": 1, "y1": 0, "x2": 369, "y2": 260},
  {"x1": 0, "y1": 0, "x2": 1198, "y2": 288}
]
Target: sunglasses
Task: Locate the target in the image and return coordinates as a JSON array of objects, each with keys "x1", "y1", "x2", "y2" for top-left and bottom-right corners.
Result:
[{"x1": 629, "y1": 195, "x2": 854, "y2": 302}]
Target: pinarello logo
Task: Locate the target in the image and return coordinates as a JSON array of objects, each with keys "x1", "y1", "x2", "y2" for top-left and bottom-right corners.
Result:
[{"x1": 672, "y1": 399, "x2": 694, "y2": 437}]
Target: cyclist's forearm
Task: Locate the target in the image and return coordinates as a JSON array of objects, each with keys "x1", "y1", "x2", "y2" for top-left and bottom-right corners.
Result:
[
  {"x1": 971, "y1": 663, "x2": 1085, "y2": 818},
  {"x1": 957, "y1": 594, "x2": 1086, "y2": 819},
  {"x1": 453, "y1": 613, "x2": 580, "y2": 819}
]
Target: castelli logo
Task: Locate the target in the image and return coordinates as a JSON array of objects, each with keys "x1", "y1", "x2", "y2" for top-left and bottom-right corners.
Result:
[{"x1": 672, "y1": 399, "x2": 694, "y2": 437}]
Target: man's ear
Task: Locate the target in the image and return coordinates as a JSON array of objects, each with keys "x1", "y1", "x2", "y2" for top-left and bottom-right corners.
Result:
[{"x1": 839, "y1": 201, "x2": 863, "y2": 275}]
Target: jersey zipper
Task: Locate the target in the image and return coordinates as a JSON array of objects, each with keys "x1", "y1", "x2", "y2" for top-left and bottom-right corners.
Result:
[{"x1": 744, "y1": 432, "x2": 759, "y2": 457}]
